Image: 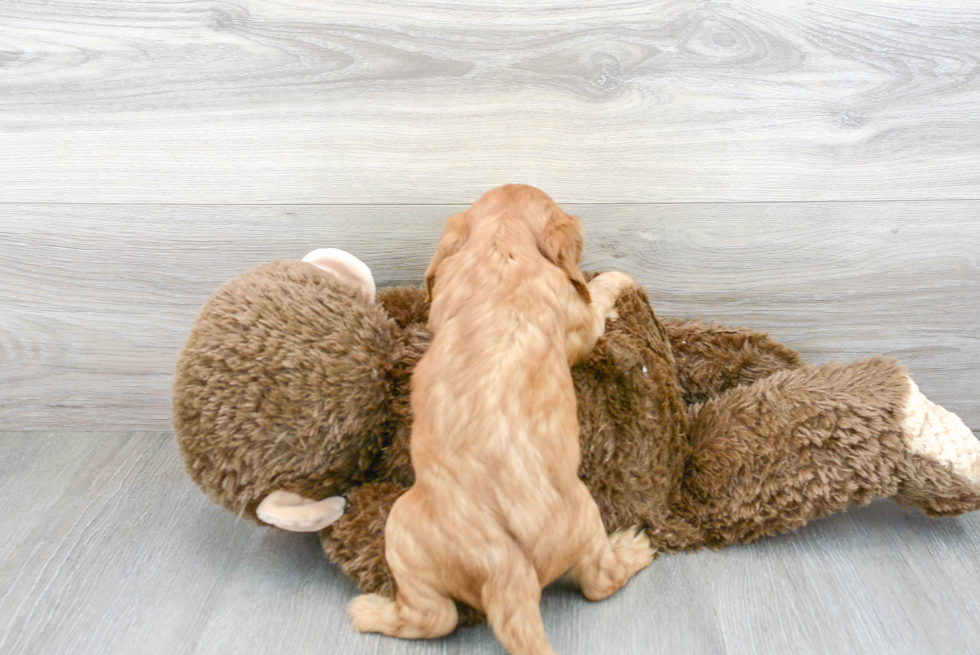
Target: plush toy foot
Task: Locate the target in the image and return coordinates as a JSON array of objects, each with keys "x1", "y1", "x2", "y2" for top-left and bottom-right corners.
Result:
[
  {"x1": 256, "y1": 491, "x2": 346, "y2": 532},
  {"x1": 303, "y1": 248, "x2": 376, "y2": 302},
  {"x1": 901, "y1": 378, "x2": 980, "y2": 484}
]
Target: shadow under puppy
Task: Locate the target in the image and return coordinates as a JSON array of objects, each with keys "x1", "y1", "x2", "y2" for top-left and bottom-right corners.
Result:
[{"x1": 348, "y1": 185, "x2": 653, "y2": 655}]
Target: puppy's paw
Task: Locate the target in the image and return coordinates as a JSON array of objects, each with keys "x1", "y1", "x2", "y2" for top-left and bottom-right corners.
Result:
[
  {"x1": 592, "y1": 271, "x2": 635, "y2": 295},
  {"x1": 609, "y1": 528, "x2": 655, "y2": 579},
  {"x1": 587, "y1": 272, "x2": 636, "y2": 320},
  {"x1": 348, "y1": 593, "x2": 396, "y2": 633}
]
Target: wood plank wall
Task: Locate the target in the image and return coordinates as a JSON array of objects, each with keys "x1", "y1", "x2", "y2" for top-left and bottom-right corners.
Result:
[{"x1": 1, "y1": 0, "x2": 978, "y2": 430}]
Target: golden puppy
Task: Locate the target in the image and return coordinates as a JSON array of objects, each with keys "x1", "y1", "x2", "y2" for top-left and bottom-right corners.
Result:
[{"x1": 348, "y1": 185, "x2": 653, "y2": 655}]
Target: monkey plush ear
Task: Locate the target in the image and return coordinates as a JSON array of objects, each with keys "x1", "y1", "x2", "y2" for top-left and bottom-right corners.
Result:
[
  {"x1": 302, "y1": 248, "x2": 376, "y2": 302},
  {"x1": 538, "y1": 212, "x2": 590, "y2": 303},
  {"x1": 425, "y1": 212, "x2": 470, "y2": 303}
]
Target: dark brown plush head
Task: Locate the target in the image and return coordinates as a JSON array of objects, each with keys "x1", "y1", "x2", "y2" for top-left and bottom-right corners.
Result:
[{"x1": 173, "y1": 260, "x2": 405, "y2": 521}]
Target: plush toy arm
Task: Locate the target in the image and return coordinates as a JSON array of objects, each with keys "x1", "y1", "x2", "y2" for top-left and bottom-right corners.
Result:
[{"x1": 660, "y1": 318, "x2": 804, "y2": 405}]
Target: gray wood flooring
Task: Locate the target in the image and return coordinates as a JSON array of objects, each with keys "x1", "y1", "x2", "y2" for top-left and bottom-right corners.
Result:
[
  {"x1": 2, "y1": 0, "x2": 980, "y2": 653},
  {"x1": 2, "y1": 431, "x2": 979, "y2": 655}
]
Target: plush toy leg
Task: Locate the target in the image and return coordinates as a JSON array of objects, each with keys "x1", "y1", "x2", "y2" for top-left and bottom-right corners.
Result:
[
  {"x1": 660, "y1": 318, "x2": 804, "y2": 405},
  {"x1": 256, "y1": 491, "x2": 346, "y2": 532},
  {"x1": 674, "y1": 357, "x2": 980, "y2": 548}
]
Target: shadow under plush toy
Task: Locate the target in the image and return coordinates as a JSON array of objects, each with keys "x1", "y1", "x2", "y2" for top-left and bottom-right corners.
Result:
[{"x1": 173, "y1": 246, "x2": 980, "y2": 627}]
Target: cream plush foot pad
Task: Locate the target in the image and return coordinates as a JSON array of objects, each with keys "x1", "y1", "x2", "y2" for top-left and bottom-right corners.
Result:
[
  {"x1": 256, "y1": 491, "x2": 347, "y2": 532},
  {"x1": 901, "y1": 378, "x2": 980, "y2": 484}
]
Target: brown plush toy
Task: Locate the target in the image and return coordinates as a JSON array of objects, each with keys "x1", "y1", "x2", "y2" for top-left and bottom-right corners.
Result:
[{"x1": 173, "y1": 248, "x2": 980, "y2": 627}]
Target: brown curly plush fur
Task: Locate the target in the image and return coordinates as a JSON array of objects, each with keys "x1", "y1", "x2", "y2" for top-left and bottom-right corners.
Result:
[
  {"x1": 174, "y1": 261, "x2": 402, "y2": 520},
  {"x1": 661, "y1": 318, "x2": 805, "y2": 405},
  {"x1": 173, "y1": 260, "x2": 980, "y2": 628}
]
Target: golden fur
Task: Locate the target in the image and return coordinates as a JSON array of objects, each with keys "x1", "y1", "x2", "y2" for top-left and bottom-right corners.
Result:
[{"x1": 348, "y1": 185, "x2": 653, "y2": 654}]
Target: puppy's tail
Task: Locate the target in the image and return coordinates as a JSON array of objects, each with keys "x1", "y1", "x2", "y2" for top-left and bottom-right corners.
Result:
[{"x1": 482, "y1": 553, "x2": 558, "y2": 655}]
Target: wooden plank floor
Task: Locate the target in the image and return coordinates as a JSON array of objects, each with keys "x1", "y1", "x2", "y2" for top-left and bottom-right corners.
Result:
[
  {"x1": 2, "y1": 431, "x2": 979, "y2": 655},
  {"x1": 2, "y1": 0, "x2": 980, "y2": 654}
]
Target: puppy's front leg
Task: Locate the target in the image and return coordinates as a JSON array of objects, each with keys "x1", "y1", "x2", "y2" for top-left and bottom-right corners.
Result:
[
  {"x1": 587, "y1": 272, "x2": 635, "y2": 323},
  {"x1": 566, "y1": 272, "x2": 635, "y2": 364}
]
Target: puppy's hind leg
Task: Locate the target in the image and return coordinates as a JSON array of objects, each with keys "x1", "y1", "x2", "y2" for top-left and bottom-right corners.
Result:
[
  {"x1": 348, "y1": 581, "x2": 457, "y2": 639},
  {"x1": 566, "y1": 493, "x2": 654, "y2": 602},
  {"x1": 349, "y1": 493, "x2": 458, "y2": 639},
  {"x1": 481, "y1": 551, "x2": 557, "y2": 655}
]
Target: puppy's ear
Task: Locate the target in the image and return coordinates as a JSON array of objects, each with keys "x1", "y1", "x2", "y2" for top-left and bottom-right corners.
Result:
[
  {"x1": 425, "y1": 211, "x2": 470, "y2": 302},
  {"x1": 539, "y1": 211, "x2": 591, "y2": 303}
]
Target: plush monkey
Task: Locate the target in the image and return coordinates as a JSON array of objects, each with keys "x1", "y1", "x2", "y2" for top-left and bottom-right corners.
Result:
[{"x1": 174, "y1": 249, "x2": 980, "y2": 625}]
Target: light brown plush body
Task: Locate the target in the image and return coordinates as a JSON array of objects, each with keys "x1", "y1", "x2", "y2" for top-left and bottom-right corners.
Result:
[{"x1": 349, "y1": 186, "x2": 652, "y2": 654}]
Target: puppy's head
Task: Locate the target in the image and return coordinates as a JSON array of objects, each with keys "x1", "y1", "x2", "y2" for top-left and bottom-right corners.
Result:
[
  {"x1": 501, "y1": 185, "x2": 591, "y2": 303},
  {"x1": 535, "y1": 201, "x2": 590, "y2": 304},
  {"x1": 425, "y1": 211, "x2": 470, "y2": 303},
  {"x1": 425, "y1": 185, "x2": 590, "y2": 303}
]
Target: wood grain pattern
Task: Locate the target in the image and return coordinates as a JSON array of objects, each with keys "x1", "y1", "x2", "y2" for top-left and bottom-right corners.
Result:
[
  {"x1": 1, "y1": 431, "x2": 979, "y2": 654},
  {"x1": 1, "y1": 201, "x2": 977, "y2": 431},
  {"x1": 2, "y1": 0, "x2": 979, "y2": 203}
]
